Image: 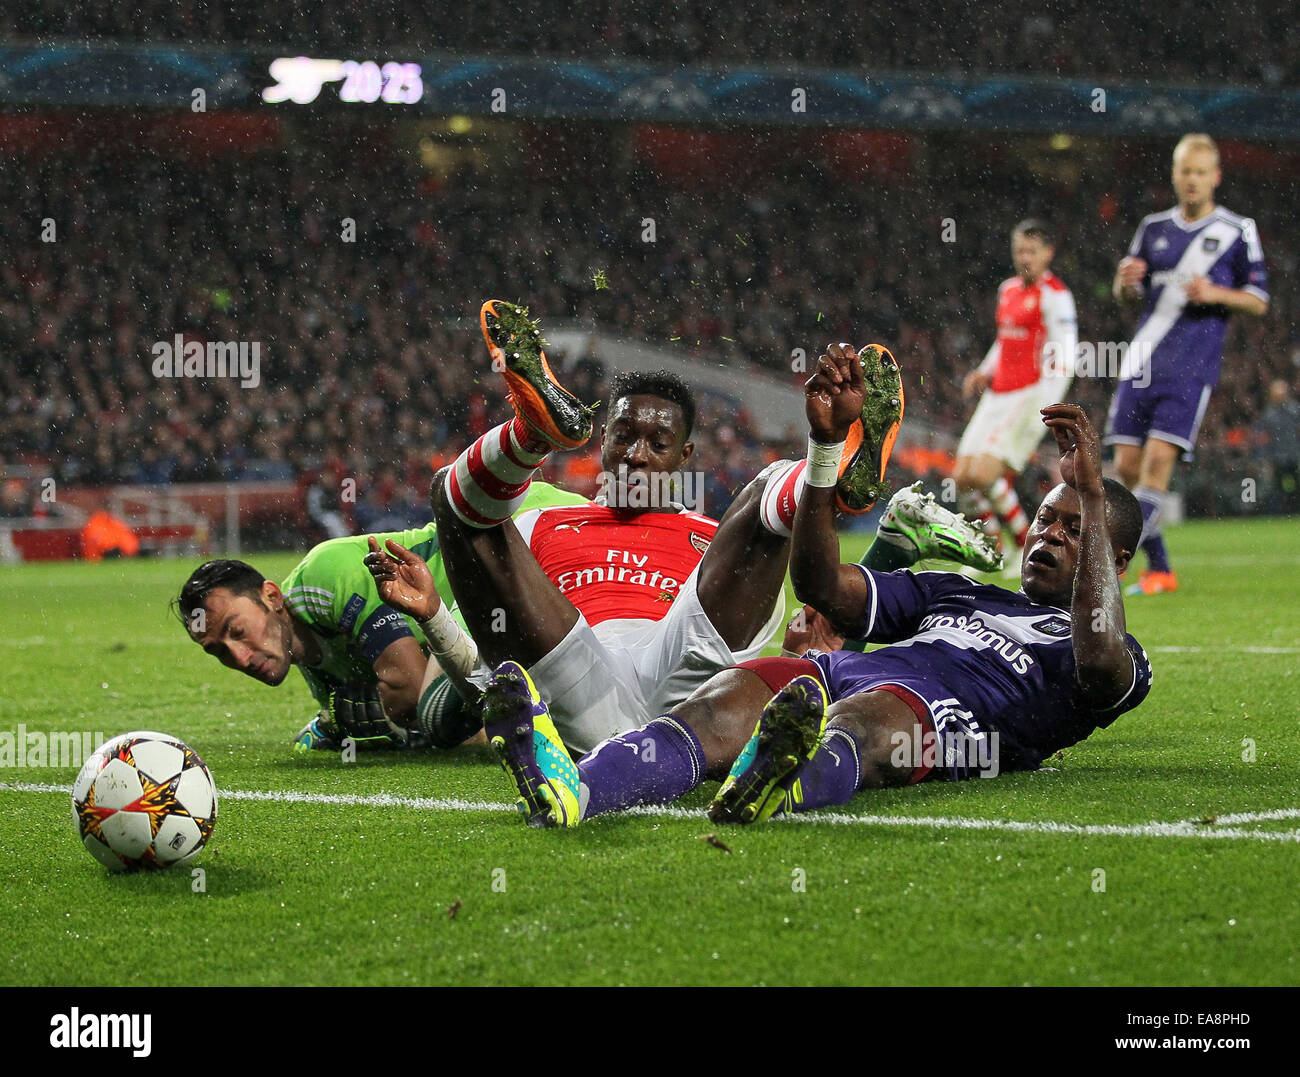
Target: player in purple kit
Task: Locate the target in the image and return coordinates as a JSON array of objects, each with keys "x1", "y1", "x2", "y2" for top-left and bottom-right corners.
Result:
[
  {"x1": 481, "y1": 349, "x2": 1151, "y2": 826},
  {"x1": 1107, "y1": 133, "x2": 1269, "y2": 595}
]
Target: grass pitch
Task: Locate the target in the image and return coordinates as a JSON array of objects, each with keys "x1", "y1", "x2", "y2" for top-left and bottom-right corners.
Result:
[{"x1": 1, "y1": 518, "x2": 1297, "y2": 986}]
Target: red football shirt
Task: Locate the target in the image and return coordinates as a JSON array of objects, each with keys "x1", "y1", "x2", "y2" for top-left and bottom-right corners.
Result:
[
  {"x1": 988, "y1": 272, "x2": 1076, "y2": 392},
  {"x1": 515, "y1": 503, "x2": 718, "y2": 626}
]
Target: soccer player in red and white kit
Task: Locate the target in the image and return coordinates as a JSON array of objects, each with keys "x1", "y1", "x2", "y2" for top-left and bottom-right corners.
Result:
[
  {"x1": 954, "y1": 219, "x2": 1077, "y2": 565},
  {"x1": 366, "y1": 301, "x2": 904, "y2": 783}
]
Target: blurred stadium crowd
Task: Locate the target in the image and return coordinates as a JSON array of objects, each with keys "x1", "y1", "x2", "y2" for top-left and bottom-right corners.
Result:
[
  {"x1": 2, "y1": 129, "x2": 1296, "y2": 533},
  {"x1": 4, "y1": 0, "x2": 1297, "y2": 87},
  {"x1": 3, "y1": 0, "x2": 1299, "y2": 536}
]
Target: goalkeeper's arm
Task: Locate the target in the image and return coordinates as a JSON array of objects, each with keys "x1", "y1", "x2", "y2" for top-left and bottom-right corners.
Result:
[
  {"x1": 362, "y1": 535, "x2": 485, "y2": 747},
  {"x1": 370, "y1": 634, "x2": 430, "y2": 730},
  {"x1": 414, "y1": 606, "x2": 486, "y2": 749}
]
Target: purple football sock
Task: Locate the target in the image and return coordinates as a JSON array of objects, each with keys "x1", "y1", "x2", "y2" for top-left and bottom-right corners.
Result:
[
  {"x1": 788, "y1": 726, "x2": 862, "y2": 811},
  {"x1": 1134, "y1": 486, "x2": 1172, "y2": 572},
  {"x1": 578, "y1": 716, "x2": 706, "y2": 819},
  {"x1": 1140, "y1": 531, "x2": 1171, "y2": 573}
]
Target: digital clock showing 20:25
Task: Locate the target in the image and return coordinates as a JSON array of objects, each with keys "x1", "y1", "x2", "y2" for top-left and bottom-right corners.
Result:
[{"x1": 261, "y1": 57, "x2": 424, "y2": 105}]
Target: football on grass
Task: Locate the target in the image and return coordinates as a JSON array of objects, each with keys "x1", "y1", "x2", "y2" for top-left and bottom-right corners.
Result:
[{"x1": 71, "y1": 731, "x2": 217, "y2": 872}]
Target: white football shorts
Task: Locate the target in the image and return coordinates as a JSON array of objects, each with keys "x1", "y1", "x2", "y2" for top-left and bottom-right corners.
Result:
[
  {"x1": 470, "y1": 564, "x2": 784, "y2": 753},
  {"x1": 956, "y1": 376, "x2": 1073, "y2": 472}
]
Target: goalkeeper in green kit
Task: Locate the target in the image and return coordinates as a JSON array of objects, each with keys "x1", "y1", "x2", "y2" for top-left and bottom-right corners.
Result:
[{"x1": 174, "y1": 482, "x2": 585, "y2": 751}]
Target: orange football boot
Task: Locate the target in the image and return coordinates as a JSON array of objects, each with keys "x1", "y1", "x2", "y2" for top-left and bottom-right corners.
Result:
[
  {"x1": 835, "y1": 343, "x2": 905, "y2": 514},
  {"x1": 480, "y1": 300, "x2": 595, "y2": 450},
  {"x1": 1126, "y1": 570, "x2": 1179, "y2": 595}
]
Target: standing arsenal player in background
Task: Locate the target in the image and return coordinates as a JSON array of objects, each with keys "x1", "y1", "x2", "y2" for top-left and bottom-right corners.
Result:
[
  {"x1": 954, "y1": 219, "x2": 1077, "y2": 569},
  {"x1": 1106, "y1": 134, "x2": 1269, "y2": 595}
]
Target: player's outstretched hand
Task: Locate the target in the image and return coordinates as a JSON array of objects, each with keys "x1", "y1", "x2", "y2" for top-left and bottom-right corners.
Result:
[
  {"x1": 805, "y1": 343, "x2": 866, "y2": 443},
  {"x1": 364, "y1": 537, "x2": 440, "y2": 621},
  {"x1": 1184, "y1": 276, "x2": 1219, "y2": 305},
  {"x1": 962, "y1": 370, "x2": 990, "y2": 399},
  {"x1": 1116, "y1": 256, "x2": 1147, "y2": 291},
  {"x1": 782, "y1": 604, "x2": 846, "y2": 656},
  {"x1": 1041, "y1": 403, "x2": 1104, "y2": 497}
]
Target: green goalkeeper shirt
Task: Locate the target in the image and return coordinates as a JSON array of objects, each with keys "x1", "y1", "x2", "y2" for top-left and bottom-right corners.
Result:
[{"x1": 279, "y1": 481, "x2": 587, "y2": 707}]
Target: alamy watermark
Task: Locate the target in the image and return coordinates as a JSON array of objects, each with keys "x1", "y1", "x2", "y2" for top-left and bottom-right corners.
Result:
[
  {"x1": 50, "y1": 1008, "x2": 151, "y2": 1057},
  {"x1": 151, "y1": 335, "x2": 261, "y2": 388},
  {"x1": 1043, "y1": 340, "x2": 1153, "y2": 388},
  {"x1": 597, "y1": 465, "x2": 705, "y2": 513},
  {"x1": 890, "y1": 724, "x2": 1001, "y2": 779},
  {"x1": 0, "y1": 726, "x2": 106, "y2": 768}
]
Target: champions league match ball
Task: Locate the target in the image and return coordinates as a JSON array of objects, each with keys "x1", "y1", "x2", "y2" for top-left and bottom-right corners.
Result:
[{"x1": 71, "y1": 731, "x2": 218, "y2": 872}]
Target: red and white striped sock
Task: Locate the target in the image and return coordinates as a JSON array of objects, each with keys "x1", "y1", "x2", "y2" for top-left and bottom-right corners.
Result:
[
  {"x1": 962, "y1": 491, "x2": 999, "y2": 536},
  {"x1": 987, "y1": 476, "x2": 1029, "y2": 548},
  {"x1": 758, "y1": 459, "x2": 807, "y2": 537},
  {"x1": 445, "y1": 419, "x2": 549, "y2": 528}
]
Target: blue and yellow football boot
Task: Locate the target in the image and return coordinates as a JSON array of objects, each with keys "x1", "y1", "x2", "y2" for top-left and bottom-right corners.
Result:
[{"x1": 482, "y1": 661, "x2": 581, "y2": 828}]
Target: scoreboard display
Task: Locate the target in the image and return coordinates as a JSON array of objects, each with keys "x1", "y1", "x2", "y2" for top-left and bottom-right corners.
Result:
[{"x1": 260, "y1": 56, "x2": 424, "y2": 105}]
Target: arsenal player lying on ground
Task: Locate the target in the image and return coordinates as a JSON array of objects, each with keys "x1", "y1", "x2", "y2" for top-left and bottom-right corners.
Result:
[
  {"x1": 479, "y1": 346, "x2": 1151, "y2": 827},
  {"x1": 364, "y1": 300, "x2": 904, "y2": 754}
]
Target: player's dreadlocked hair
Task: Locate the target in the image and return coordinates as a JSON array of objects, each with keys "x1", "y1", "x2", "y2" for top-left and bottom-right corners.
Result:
[
  {"x1": 609, "y1": 369, "x2": 696, "y2": 440},
  {"x1": 1102, "y1": 478, "x2": 1143, "y2": 558},
  {"x1": 172, "y1": 560, "x2": 267, "y2": 628}
]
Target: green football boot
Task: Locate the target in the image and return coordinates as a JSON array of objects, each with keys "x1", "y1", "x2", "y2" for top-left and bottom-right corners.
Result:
[{"x1": 709, "y1": 675, "x2": 829, "y2": 825}]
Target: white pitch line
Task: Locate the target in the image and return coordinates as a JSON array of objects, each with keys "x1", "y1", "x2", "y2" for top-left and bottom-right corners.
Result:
[
  {"x1": 216, "y1": 786, "x2": 512, "y2": 813},
  {"x1": 623, "y1": 805, "x2": 1300, "y2": 842},
  {"x1": 777, "y1": 811, "x2": 1300, "y2": 843},
  {"x1": 1212, "y1": 807, "x2": 1300, "y2": 825},
  {"x1": 1, "y1": 781, "x2": 510, "y2": 815},
  {"x1": 5, "y1": 780, "x2": 1299, "y2": 843}
]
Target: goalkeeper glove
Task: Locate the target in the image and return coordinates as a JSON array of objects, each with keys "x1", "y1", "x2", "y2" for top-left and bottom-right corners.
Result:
[{"x1": 291, "y1": 682, "x2": 411, "y2": 751}]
